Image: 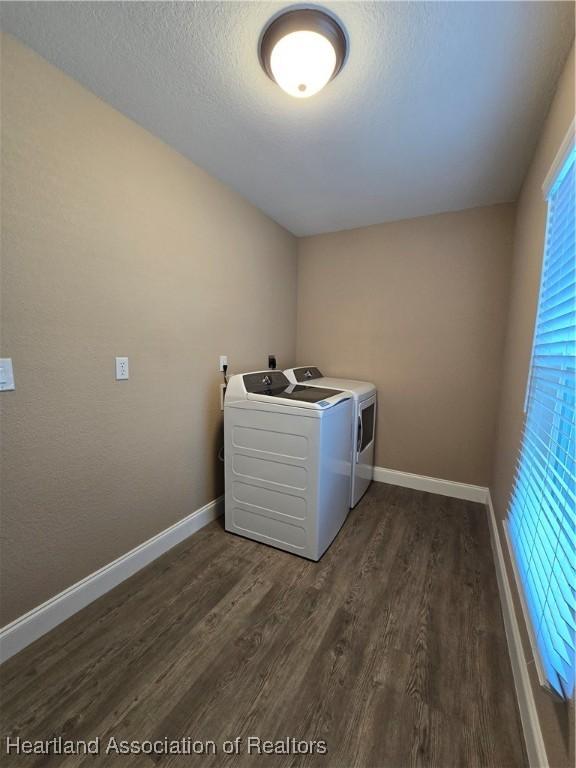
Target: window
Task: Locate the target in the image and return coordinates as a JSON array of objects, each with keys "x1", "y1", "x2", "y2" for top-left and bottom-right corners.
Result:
[{"x1": 506, "y1": 133, "x2": 575, "y2": 700}]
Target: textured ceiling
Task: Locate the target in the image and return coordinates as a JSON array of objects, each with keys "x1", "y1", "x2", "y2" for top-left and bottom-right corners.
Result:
[{"x1": 1, "y1": 2, "x2": 574, "y2": 236}]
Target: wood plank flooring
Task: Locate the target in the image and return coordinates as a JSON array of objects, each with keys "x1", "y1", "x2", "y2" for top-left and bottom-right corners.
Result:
[{"x1": 0, "y1": 484, "x2": 527, "y2": 767}]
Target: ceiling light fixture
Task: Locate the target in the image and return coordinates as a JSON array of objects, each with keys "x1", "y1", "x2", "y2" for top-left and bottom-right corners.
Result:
[{"x1": 259, "y1": 8, "x2": 347, "y2": 99}]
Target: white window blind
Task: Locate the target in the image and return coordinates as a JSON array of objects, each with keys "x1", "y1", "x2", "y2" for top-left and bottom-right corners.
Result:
[{"x1": 506, "y1": 141, "x2": 575, "y2": 700}]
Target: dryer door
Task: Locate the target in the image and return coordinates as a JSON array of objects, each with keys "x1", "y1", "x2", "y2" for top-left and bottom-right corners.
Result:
[{"x1": 353, "y1": 394, "x2": 376, "y2": 507}]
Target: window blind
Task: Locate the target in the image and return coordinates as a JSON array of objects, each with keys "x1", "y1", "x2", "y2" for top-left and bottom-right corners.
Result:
[{"x1": 506, "y1": 143, "x2": 575, "y2": 700}]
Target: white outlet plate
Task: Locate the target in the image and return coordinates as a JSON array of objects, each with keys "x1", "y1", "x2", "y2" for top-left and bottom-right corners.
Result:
[
  {"x1": 0, "y1": 358, "x2": 15, "y2": 391},
  {"x1": 219, "y1": 355, "x2": 228, "y2": 372},
  {"x1": 115, "y1": 357, "x2": 129, "y2": 380}
]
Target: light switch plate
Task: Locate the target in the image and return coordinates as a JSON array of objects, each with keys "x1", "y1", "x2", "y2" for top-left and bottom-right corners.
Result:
[
  {"x1": 115, "y1": 357, "x2": 129, "y2": 380},
  {"x1": 0, "y1": 358, "x2": 15, "y2": 391}
]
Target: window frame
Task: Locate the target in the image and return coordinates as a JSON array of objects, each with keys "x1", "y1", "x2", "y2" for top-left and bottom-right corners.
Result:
[{"x1": 505, "y1": 119, "x2": 575, "y2": 701}]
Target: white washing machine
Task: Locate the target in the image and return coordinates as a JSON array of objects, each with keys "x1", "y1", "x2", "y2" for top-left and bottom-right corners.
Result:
[
  {"x1": 224, "y1": 371, "x2": 352, "y2": 560},
  {"x1": 284, "y1": 367, "x2": 376, "y2": 508}
]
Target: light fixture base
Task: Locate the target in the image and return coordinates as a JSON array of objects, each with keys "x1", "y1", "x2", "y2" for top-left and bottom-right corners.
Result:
[{"x1": 259, "y1": 8, "x2": 347, "y2": 91}]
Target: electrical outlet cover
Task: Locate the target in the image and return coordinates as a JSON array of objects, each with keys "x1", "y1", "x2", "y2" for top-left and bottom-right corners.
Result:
[
  {"x1": 0, "y1": 358, "x2": 15, "y2": 391},
  {"x1": 115, "y1": 357, "x2": 129, "y2": 380}
]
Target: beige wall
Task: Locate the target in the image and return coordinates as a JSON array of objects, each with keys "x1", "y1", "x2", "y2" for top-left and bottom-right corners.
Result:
[
  {"x1": 0, "y1": 35, "x2": 297, "y2": 625},
  {"x1": 297, "y1": 204, "x2": 515, "y2": 486},
  {"x1": 491, "y1": 45, "x2": 575, "y2": 768}
]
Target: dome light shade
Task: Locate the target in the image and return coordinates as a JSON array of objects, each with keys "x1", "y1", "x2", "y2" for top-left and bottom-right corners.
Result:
[
  {"x1": 260, "y1": 9, "x2": 347, "y2": 99},
  {"x1": 270, "y1": 30, "x2": 336, "y2": 98}
]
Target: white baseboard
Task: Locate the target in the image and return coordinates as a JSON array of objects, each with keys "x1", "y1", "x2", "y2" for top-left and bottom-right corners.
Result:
[
  {"x1": 486, "y1": 493, "x2": 548, "y2": 768},
  {"x1": 373, "y1": 466, "x2": 489, "y2": 503},
  {"x1": 0, "y1": 496, "x2": 224, "y2": 664}
]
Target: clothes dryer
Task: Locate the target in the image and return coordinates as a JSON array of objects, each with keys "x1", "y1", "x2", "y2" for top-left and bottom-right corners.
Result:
[{"x1": 284, "y1": 367, "x2": 376, "y2": 507}]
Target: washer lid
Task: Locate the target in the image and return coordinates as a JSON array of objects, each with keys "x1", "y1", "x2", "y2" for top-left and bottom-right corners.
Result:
[
  {"x1": 242, "y1": 371, "x2": 348, "y2": 409},
  {"x1": 259, "y1": 384, "x2": 344, "y2": 404}
]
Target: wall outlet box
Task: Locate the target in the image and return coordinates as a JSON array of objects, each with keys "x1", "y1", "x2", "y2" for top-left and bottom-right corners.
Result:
[
  {"x1": 115, "y1": 357, "x2": 129, "y2": 380},
  {"x1": 268, "y1": 354, "x2": 277, "y2": 370},
  {"x1": 219, "y1": 355, "x2": 228, "y2": 372},
  {"x1": 0, "y1": 358, "x2": 15, "y2": 391}
]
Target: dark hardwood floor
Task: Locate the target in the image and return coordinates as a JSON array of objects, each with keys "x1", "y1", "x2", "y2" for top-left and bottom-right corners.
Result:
[{"x1": 0, "y1": 484, "x2": 527, "y2": 767}]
